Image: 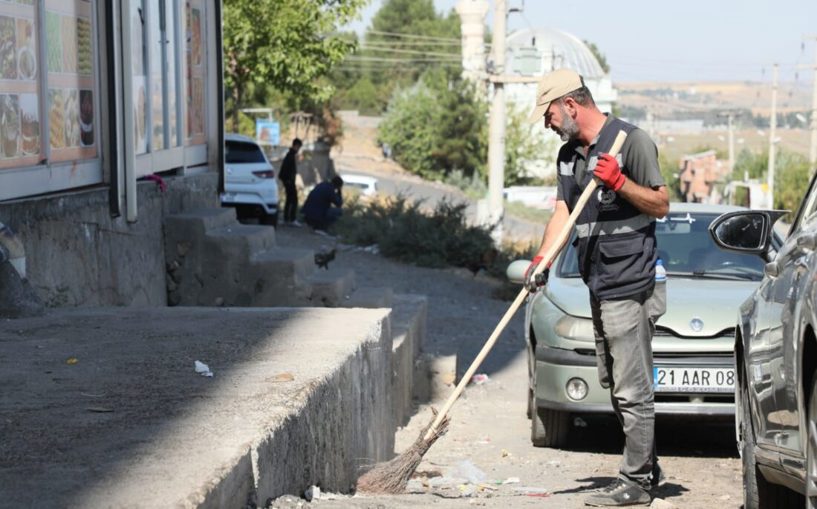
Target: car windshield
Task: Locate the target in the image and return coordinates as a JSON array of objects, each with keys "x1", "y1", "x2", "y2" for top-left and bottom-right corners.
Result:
[
  {"x1": 225, "y1": 140, "x2": 266, "y2": 164},
  {"x1": 558, "y1": 212, "x2": 767, "y2": 281}
]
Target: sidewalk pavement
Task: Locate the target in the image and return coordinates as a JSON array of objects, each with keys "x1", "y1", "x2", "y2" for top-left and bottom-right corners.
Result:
[{"x1": 0, "y1": 306, "x2": 397, "y2": 508}]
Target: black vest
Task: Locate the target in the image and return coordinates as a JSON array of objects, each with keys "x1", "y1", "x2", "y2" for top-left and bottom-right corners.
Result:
[{"x1": 561, "y1": 117, "x2": 657, "y2": 300}]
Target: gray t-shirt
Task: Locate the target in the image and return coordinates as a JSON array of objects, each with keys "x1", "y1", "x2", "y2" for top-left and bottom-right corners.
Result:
[{"x1": 556, "y1": 120, "x2": 664, "y2": 201}]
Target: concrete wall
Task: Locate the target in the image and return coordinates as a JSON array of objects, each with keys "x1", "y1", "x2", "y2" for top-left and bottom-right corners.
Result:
[{"x1": 0, "y1": 173, "x2": 219, "y2": 308}]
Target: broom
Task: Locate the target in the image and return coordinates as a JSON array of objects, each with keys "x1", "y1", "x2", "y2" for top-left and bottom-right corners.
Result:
[{"x1": 356, "y1": 131, "x2": 628, "y2": 494}]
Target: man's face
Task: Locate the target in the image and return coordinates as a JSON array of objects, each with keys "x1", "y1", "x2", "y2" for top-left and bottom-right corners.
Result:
[{"x1": 544, "y1": 99, "x2": 579, "y2": 142}]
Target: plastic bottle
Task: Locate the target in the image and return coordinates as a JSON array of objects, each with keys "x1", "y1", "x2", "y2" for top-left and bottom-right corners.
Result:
[{"x1": 655, "y1": 258, "x2": 667, "y2": 283}]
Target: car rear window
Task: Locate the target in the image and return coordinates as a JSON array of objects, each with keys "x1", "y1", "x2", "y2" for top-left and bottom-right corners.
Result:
[
  {"x1": 558, "y1": 212, "x2": 768, "y2": 281},
  {"x1": 225, "y1": 141, "x2": 266, "y2": 164}
]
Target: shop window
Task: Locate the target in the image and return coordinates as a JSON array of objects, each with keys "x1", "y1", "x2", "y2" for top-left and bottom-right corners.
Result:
[
  {"x1": 131, "y1": 0, "x2": 202, "y2": 166},
  {"x1": 185, "y1": 0, "x2": 205, "y2": 146},
  {"x1": 0, "y1": 0, "x2": 98, "y2": 170}
]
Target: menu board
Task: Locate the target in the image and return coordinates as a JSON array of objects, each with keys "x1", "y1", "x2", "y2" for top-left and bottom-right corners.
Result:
[
  {"x1": 45, "y1": 0, "x2": 96, "y2": 162},
  {"x1": 0, "y1": 0, "x2": 39, "y2": 169}
]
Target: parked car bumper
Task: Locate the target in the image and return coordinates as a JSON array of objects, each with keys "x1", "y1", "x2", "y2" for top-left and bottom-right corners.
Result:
[
  {"x1": 534, "y1": 345, "x2": 735, "y2": 417},
  {"x1": 221, "y1": 191, "x2": 279, "y2": 215}
]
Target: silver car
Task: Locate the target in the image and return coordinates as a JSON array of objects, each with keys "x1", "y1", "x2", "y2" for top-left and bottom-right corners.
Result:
[
  {"x1": 710, "y1": 173, "x2": 817, "y2": 507},
  {"x1": 508, "y1": 203, "x2": 774, "y2": 448}
]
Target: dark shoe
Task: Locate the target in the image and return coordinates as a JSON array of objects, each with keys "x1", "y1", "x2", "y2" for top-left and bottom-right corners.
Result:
[
  {"x1": 650, "y1": 464, "x2": 666, "y2": 490},
  {"x1": 585, "y1": 478, "x2": 651, "y2": 507}
]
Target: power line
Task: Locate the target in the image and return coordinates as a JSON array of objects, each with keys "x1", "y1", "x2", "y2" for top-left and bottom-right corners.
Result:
[
  {"x1": 345, "y1": 55, "x2": 461, "y2": 63},
  {"x1": 357, "y1": 46, "x2": 460, "y2": 58},
  {"x1": 359, "y1": 39, "x2": 462, "y2": 47},
  {"x1": 366, "y1": 30, "x2": 460, "y2": 42}
]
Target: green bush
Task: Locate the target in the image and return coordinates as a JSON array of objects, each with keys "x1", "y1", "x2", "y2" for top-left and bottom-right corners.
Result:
[
  {"x1": 335, "y1": 195, "x2": 495, "y2": 269},
  {"x1": 334, "y1": 194, "x2": 543, "y2": 299}
]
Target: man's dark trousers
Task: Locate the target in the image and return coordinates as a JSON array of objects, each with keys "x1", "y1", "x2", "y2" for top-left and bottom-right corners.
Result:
[{"x1": 283, "y1": 179, "x2": 297, "y2": 223}]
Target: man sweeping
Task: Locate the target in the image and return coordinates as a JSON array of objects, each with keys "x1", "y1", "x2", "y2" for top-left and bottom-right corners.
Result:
[{"x1": 525, "y1": 68, "x2": 669, "y2": 507}]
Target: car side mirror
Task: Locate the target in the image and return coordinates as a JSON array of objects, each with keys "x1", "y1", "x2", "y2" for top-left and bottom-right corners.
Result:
[
  {"x1": 708, "y1": 210, "x2": 787, "y2": 255},
  {"x1": 506, "y1": 259, "x2": 530, "y2": 284}
]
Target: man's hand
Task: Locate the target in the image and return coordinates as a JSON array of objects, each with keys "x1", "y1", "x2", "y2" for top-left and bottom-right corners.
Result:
[
  {"x1": 594, "y1": 153, "x2": 626, "y2": 191},
  {"x1": 524, "y1": 255, "x2": 549, "y2": 292}
]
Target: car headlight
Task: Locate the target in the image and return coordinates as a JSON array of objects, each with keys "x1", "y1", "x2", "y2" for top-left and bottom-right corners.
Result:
[
  {"x1": 566, "y1": 378, "x2": 589, "y2": 401},
  {"x1": 554, "y1": 314, "x2": 595, "y2": 341}
]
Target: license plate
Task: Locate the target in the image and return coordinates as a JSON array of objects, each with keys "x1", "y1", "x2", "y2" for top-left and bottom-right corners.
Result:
[{"x1": 653, "y1": 366, "x2": 734, "y2": 393}]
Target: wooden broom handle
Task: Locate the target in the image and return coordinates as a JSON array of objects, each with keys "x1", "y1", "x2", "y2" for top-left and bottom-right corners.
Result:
[{"x1": 423, "y1": 130, "x2": 628, "y2": 441}]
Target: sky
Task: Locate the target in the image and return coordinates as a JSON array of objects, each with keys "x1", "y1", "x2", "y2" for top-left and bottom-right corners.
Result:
[{"x1": 345, "y1": 0, "x2": 817, "y2": 84}]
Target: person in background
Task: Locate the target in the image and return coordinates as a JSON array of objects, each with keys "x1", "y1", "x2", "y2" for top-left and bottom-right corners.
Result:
[
  {"x1": 278, "y1": 138, "x2": 303, "y2": 227},
  {"x1": 301, "y1": 176, "x2": 344, "y2": 234},
  {"x1": 525, "y1": 68, "x2": 669, "y2": 507}
]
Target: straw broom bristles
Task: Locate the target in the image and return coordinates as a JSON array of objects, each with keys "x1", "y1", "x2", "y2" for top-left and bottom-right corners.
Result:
[{"x1": 355, "y1": 409, "x2": 450, "y2": 494}]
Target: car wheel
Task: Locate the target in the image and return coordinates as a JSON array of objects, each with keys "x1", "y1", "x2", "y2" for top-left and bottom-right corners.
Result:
[
  {"x1": 808, "y1": 373, "x2": 817, "y2": 509},
  {"x1": 531, "y1": 405, "x2": 569, "y2": 448},
  {"x1": 739, "y1": 375, "x2": 763, "y2": 509},
  {"x1": 739, "y1": 370, "x2": 797, "y2": 508}
]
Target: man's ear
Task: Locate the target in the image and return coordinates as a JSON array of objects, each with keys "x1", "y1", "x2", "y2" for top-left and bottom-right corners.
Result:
[{"x1": 562, "y1": 97, "x2": 578, "y2": 117}]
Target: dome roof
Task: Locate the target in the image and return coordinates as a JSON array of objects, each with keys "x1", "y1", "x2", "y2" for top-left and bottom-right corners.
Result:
[{"x1": 506, "y1": 27, "x2": 606, "y2": 79}]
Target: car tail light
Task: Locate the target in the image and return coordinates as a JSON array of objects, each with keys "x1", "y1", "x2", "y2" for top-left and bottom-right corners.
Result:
[{"x1": 252, "y1": 170, "x2": 275, "y2": 179}]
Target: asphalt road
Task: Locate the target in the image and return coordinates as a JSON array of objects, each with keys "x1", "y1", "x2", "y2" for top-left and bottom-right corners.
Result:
[{"x1": 270, "y1": 226, "x2": 744, "y2": 509}]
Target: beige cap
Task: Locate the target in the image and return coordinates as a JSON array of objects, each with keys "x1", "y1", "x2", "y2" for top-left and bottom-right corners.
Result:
[{"x1": 527, "y1": 68, "x2": 584, "y2": 124}]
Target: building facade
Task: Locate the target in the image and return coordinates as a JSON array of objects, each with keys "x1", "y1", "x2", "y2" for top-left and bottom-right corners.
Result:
[
  {"x1": 0, "y1": 0, "x2": 224, "y2": 308},
  {"x1": 678, "y1": 150, "x2": 729, "y2": 203}
]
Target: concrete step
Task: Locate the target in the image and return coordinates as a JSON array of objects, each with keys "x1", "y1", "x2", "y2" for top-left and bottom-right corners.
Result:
[
  {"x1": 206, "y1": 224, "x2": 276, "y2": 261},
  {"x1": 343, "y1": 286, "x2": 394, "y2": 309},
  {"x1": 0, "y1": 307, "x2": 395, "y2": 507},
  {"x1": 164, "y1": 208, "x2": 237, "y2": 236},
  {"x1": 251, "y1": 247, "x2": 316, "y2": 281},
  {"x1": 307, "y1": 269, "x2": 356, "y2": 307},
  {"x1": 389, "y1": 294, "x2": 428, "y2": 426}
]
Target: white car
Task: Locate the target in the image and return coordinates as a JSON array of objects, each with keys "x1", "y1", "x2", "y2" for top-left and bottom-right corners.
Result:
[
  {"x1": 221, "y1": 133, "x2": 279, "y2": 225},
  {"x1": 341, "y1": 173, "x2": 378, "y2": 197}
]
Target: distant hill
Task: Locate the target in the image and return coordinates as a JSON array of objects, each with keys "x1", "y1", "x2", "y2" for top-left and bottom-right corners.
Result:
[{"x1": 615, "y1": 81, "x2": 812, "y2": 119}]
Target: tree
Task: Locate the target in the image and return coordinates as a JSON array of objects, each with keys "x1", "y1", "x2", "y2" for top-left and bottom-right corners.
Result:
[
  {"x1": 222, "y1": 0, "x2": 364, "y2": 127},
  {"x1": 504, "y1": 105, "x2": 552, "y2": 186},
  {"x1": 331, "y1": 0, "x2": 461, "y2": 114},
  {"x1": 731, "y1": 148, "x2": 811, "y2": 212},
  {"x1": 583, "y1": 40, "x2": 610, "y2": 74},
  {"x1": 377, "y1": 72, "x2": 486, "y2": 181}
]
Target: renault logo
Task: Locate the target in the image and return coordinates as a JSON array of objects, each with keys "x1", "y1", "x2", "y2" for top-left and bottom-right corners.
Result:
[{"x1": 690, "y1": 318, "x2": 704, "y2": 332}]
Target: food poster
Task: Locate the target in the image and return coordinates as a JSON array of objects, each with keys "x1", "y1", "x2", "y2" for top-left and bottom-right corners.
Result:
[
  {"x1": 131, "y1": 0, "x2": 147, "y2": 154},
  {"x1": 133, "y1": 76, "x2": 147, "y2": 154},
  {"x1": 0, "y1": 15, "x2": 16, "y2": 79},
  {"x1": 0, "y1": 94, "x2": 20, "y2": 158},
  {"x1": 79, "y1": 89, "x2": 92, "y2": 146},
  {"x1": 185, "y1": 0, "x2": 205, "y2": 144},
  {"x1": 45, "y1": 0, "x2": 97, "y2": 162},
  {"x1": 0, "y1": 2, "x2": 40, "y2": 168},
  {"x1": 149, "y1": 5, "x2": 163, "y2": 151},
  {"x1": 19, "y1": 92, "x2": 38, "y2": 155}
]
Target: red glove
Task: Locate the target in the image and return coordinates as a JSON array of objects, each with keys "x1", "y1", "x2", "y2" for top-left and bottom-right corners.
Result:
[
  {"x1": 594, "y1": 153, "x2": 626, "y2": 191},
  {"x1": 524, "y1": 255, "x2": 550, "y2": 291}
]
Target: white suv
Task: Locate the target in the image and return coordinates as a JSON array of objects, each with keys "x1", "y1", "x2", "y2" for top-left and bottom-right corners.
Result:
[{"x1": 221, "y1": 133, "x2": 279, "y2": 225}]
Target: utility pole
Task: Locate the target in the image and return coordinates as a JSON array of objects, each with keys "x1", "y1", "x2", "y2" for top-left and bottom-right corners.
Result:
[
  {"x1": 768, "y1": 64, "x2": 779, "y2": 208},
  {"x1": 486, "y1": 0, "x2": 507, "y2": 243},
  {"x1": 727, "y1": 113, "x2": 735, "y2": 173},
  {"x1": 807, "y1": 36, "x2": 817, "y2": 167},
  {"x1": 718, "y1": 111, "x2": 737, "y2": 173}
]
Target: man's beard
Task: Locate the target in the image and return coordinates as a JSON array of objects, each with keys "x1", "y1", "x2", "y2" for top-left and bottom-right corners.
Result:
[{"x1": 557, "y1": 103, "x2": 580, "y2": 142}]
